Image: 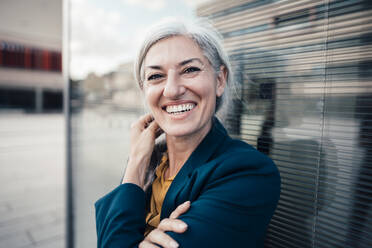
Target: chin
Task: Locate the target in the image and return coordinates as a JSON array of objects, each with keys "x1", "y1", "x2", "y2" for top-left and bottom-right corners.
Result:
[
  {"x1": 161, "y1": 118, "x2": 212, "y2": 139},
  {"x1": 162, "y1": 125, "x2": 196, "y2": 138}
]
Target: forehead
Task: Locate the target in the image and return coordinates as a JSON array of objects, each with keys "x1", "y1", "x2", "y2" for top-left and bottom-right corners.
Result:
[{"x1": 144, "y1": 35, "x2": 206, "y2": 67}]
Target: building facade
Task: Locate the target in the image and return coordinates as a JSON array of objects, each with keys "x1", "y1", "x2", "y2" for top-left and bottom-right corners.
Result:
[
  {"x1": 0, "y1": 0, "x2": 63, "y2": 112},
  {"x1": 197, "y1": 0, "x2": 372, "y2": 247}
]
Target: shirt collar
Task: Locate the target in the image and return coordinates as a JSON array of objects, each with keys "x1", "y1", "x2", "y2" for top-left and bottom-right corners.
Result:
[{"x1": 160, "y1": 117, "x2": 229, "y2": 219}]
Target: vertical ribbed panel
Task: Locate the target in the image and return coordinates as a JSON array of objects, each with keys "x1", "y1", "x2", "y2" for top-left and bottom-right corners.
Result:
[{"x1": 198, "y1": 0, "x2": 372, "y2": 247}]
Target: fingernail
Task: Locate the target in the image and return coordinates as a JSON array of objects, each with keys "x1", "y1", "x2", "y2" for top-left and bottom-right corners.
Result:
[
  {"x1": 178, "y1": 223, "x2": 187, "y2": 229},
  {"x1": 183, "y1": 201, "x2": 190, "y2": 205},
  {"x1": 170, "y1": 240, "x2": 179, "y2": 248}
]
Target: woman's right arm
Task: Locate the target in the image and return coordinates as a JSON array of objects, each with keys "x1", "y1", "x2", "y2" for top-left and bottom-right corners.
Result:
[
  {"x1": 95, "y1": 183, "x2": 146, "y2": 248},
  {"x1": 96, "y1": 114, "x2": 188, "y2": 248},
  {"x1": 95, "y1": 184, "x2": 190, "y2": 248},
  {"x1": 122, "y1": 114, "x2": 161, "y2": 189},
  {"x1": 96, "y1": 114, "x2": 157, "y2": 247}
]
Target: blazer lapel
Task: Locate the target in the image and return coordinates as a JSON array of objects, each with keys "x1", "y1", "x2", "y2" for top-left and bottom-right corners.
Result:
[{"x1": 160, "y1": 117, "x2": 228, "y2": 219}]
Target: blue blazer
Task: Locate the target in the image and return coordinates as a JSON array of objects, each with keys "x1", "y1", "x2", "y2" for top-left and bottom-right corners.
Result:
[{"x1": 95, "y1": 118, "x2": 281, "y2": 248}]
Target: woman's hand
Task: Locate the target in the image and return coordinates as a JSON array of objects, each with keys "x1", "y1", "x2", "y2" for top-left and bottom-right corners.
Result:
[
  {"x1": 140, "y1": 201, "x2": 191, "y2": 248},
  {"x1": 122, "y1": 113, "x2": 162, "y2": 189}
]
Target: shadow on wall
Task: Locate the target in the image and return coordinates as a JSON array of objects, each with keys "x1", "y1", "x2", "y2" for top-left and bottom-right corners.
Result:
[
  {"x1": 347, "y1": 94, "x2": 372, "y2": 247},
  {"x1": 225, "y1": 51, "x2": 343, "y2": 247}
]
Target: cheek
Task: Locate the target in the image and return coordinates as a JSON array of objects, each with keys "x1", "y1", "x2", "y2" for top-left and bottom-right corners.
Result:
[
  {"x1": 198, "y1": 76, "x2": 218, "y2": 99},
  {"x1": 144, "y1": 86, "x2": 162, "y2": 110}
]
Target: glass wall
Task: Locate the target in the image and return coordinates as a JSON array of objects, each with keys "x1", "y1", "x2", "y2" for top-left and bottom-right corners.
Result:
[
  {"x1": 67, "y1": 0, "x2": 195, "y2": 247},
  {"x1": 68, "y1": 0, "x2": 372, "y2": 247}
]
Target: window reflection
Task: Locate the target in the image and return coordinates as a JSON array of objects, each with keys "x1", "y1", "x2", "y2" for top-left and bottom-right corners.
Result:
[{"x1": 69, "y1": 0, "x2": 372, "y2": 247}]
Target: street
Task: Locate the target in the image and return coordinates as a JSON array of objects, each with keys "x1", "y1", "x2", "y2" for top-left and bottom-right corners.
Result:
[{"x1": 0, "y1": 113, "x2": 65, "y2": 248}]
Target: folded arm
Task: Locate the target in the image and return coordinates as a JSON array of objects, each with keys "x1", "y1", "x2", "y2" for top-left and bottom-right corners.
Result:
[
  {"x1": 166, "y1": 157, "x2": 281, "y2": 247},
  {"x1": 95, "y1": 183, "x2": 146, "y2": 248},
  {"x1": 95, "y1": 152, "x2": 280, "y2": 248}
]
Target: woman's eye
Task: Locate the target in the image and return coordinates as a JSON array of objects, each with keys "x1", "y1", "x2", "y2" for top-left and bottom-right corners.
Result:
[
  {"x1": 183, "y1": 67, "x2": 201, "y2": 74},
  {"x1": 147, "y1": 74, "x2": 163, "y2": 81}
]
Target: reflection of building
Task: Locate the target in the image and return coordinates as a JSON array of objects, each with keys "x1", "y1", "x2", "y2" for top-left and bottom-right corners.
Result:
[
  {"x1": 0, "y1": 0, "x2": 62, "y2": 112},
  {"x1": 198, "y1": 0, "x2": 372, "y2": 247},
  {"x1": 81, "y1": 62, "x2": 142, "y2": 110}
]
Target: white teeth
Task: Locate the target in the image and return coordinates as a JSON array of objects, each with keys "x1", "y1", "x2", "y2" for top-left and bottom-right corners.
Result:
[{"x1": 166, "y1": 103, "x2": 195, "y2": 114}]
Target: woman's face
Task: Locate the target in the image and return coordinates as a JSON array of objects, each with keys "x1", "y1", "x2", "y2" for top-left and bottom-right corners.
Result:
[{"x1": 143, "y1": 35, "x2": 226, "y2": 138}]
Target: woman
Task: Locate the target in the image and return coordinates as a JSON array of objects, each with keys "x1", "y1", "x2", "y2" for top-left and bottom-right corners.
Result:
[{"x1": 95, "y1": 18, "x2": 280, "y2": 248}]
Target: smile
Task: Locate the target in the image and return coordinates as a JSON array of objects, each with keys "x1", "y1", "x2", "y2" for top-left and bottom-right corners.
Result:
[{"x1": 165, "y1": 103, "x2": 196, "y2": 114}]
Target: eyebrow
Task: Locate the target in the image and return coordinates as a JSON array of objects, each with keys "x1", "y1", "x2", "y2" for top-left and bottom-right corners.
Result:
[
  {"x1": 146, "y1": 58, "x2": 204, "y2": 70},
  {"x1": 180, "y1": 58, "x2": 204, "y2": 66}
]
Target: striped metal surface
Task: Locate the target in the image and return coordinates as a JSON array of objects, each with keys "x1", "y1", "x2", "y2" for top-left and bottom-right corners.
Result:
[{"x1": 198, "y1": 0, "x2": 372, "y2": 247}]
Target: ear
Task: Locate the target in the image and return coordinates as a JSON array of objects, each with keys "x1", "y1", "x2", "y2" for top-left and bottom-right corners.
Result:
[{"x1": 216, "y1": 65, "x2": 227, "y2": 97}]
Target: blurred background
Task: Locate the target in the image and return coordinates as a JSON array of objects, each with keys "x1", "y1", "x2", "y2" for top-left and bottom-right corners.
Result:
[
  {"x1": 1, "y1": 0, "x2": 372, "y2": 247},
  {"x1": 0, "y1": 0, "x2": 65, "y2": 248}
]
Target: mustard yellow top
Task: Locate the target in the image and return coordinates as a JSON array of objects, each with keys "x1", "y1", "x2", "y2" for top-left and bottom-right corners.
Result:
[{"x1": 145, "y1": 153, "x2": 175, "y2": 236}]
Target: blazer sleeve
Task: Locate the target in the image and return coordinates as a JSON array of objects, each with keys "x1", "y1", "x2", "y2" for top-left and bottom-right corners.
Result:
[
  {"x1": 95, "y1": 183, "x2": 146, "y2": 248},
  {"x1": 166, "y1": 150, "x2": 281, "y2": 248}
]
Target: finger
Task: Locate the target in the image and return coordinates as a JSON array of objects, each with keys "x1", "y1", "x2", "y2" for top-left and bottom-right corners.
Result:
[
  {"x1": 139, "y1": 240, "x2": 159, "y2": 248},
  {"x1": 158, "y1": 218, "x2": 188, "y2": 233},
  {"x1": 155, "y1": 127, "x2": 164, "y2": 139},
  {"x1": 155, "y1": 126, "x2": 164, "y2": 138},
  {"x1": 146, "y1": 229, "x2": 179, "y2": 248},
  {"x1": 132, "y1": 114, "x2": 153, "y2": 129},
  {"x1": 139, "y1": 113, "x2": 153, "y2": 123},
  {"x1": 169, "y1": 201, "x2": 191, "y2": 219},
  {"x1": 140, "y1": 114, "x2": 154, "y2": 128},
  {"x1": 144, "y1": 121, "x2": 163, "y2": 140},
  {"x1": 146, "y1": 120, "x2": 159, "y2": 133},
  {"x1": 146, "y1": 121, "x2": 163, "y2": 139}
]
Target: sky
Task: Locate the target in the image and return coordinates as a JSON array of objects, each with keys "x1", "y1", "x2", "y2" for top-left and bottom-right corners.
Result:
[{"x1": 70, "y1": 0, "x2": 209, "y2": 80}]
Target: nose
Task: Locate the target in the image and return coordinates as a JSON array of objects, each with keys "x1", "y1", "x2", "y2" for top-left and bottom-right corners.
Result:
[{"x1": 163, "y1": 70, "x2": 186, "y2": 98}]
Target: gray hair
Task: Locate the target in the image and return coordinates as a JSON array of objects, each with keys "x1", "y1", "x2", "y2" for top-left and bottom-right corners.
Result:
[{"x1": 134, "y1": 17, "x2": 233, "y2": 113}]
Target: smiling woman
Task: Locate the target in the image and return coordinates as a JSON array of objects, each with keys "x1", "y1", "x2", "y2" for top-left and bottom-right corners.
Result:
[
  {"x1": 95, "y1": 18, "x2": 281, "y2": 248},
  {"x1": 143, "y1": 35, "x2": 225, "y2": 139}
]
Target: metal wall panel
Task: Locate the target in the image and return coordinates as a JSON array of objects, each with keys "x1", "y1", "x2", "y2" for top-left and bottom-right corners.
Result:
[{"x1": 198, "y1": 0, "x2": 372, "y2": 247}]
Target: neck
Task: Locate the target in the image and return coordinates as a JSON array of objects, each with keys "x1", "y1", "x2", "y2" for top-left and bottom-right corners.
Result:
[{"x1": 165, "y1": 119, "x2": 213, "y2": 178}]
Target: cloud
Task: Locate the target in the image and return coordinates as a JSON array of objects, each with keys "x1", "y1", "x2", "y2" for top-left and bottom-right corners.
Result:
[
  {"x1": 70, "y1": 0, "x2": 136, "y2": 79},
  {"x1": 123, "y1": 0, "x2": 166, "y2": 11},
  {"x1": 69, "y1": 0, "x2": 196, "y2": 80}
]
